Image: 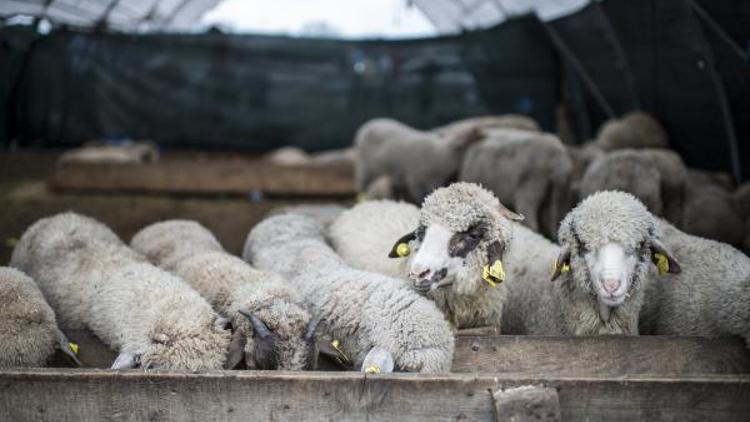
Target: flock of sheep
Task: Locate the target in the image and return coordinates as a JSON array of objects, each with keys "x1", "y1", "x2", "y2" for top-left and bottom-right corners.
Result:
[{"x1": 1, "y1": 112, "x2": 749, "y2": 374}]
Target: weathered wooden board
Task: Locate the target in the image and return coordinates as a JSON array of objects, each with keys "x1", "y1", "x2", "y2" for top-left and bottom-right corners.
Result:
[
  {"x1": 453, "y1": 335, "x2": 750, "y2": 376},
  {"x1": 50, "y1": 158, "x2": 355, "y2": 196},
  {"x1": 54, "y1": 331, "x2": 750, "y2": 377},
  {"x1": 0, "y1": 370, "x2": 748, "y2": 421}
]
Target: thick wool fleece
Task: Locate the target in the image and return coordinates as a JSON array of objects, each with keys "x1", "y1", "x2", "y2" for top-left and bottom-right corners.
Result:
[
  {"x1": 640, "y1": 221, "x2": 750, "y2": 345},
  {"x1": 459, "y1": 129, "x2": 573, "y2": 238},
  {"x1": 10, "y1": 213, "x2": 229, "y2": 371},
  {"x1": 131, "y1": 220, "x2": 314, "y2": 370},
  {"x1": 550, "y1": 191, "x2": 661, "y2": 334},
  {"x1": 0, "y1": 267, "x2": 63, "y2": 367},
  {"x1": 243, "y1": 214, "x2": 454, "y2": 373},
  {"x1": 329, "y1": 200, "x2": 420, "y2": 279},
  {"x1": 432, "y1": 114, "x2": 540, "y2": 138}
]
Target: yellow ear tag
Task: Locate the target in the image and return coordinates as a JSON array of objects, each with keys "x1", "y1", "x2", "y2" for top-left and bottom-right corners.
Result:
[
  {"x1": 653, "y1": 253, "x2": 669, "y2": 276},
  {"x1": 364, "y1": 365, "x2": 381, "y2": 374},
  {"x1": 551, "y1": 259, "x2": 570, "y2": 278},
  {"x1": 331, "y1": 339, "x2": 350, "y2": 365},
  {"x1": 396, "y1": 243, "x2": 410, "y2": 257},
  {"x1": 482, "y1": 260, "x2": 505, "y2": 287},
  {"x1": 69, "y1": 342, "x2": 79, "y2": 355}
]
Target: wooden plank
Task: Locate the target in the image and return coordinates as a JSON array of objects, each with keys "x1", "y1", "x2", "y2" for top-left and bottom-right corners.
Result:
[
  {"x1": 50, "y1": 157, "x2": 355, "y2": 196},
  {"x1": 57, "y1": 331, "x2": 750, "y2": 377},
  {"x1": 0, "y1": 370, "x2": 748, "y2": 421},
  {"x1": 453, "y1": 335, "x2": 750, "y2": 376},
  {"x1": 492, "y1": 385, "x2": 561, "y2": 422}
]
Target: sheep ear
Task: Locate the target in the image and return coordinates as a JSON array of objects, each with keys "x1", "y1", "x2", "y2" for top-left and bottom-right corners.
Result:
[
  {"x1": 238, "y1": 310, "x2": 273, "y2": 339},
  {"x1": 650, "y1": 239, "x2": 681, "y2": 275},
  {"x1": 498, "y1": 204, "x2": 524, "y2": 221},
  {"x1": 224, "y1": 329, "x2": 247, "y2": 370},
  {"x1": 56, "y1": 331, "x2": 81, "y2": 367},
  {"x1": 550, "y1": 246, "x2": 571, "y2": 281},
  {"x1": 111, "y1": 352, "x2": 137, "y2": 370},
  {"x1": 388, "y1": 230, "x2": 417, "y2": 258},
  {"x1": 360, "y1": 346, "x2": 395, "y2": 374}
]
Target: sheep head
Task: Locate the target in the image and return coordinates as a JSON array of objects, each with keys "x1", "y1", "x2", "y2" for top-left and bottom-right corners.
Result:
[
  {"x1": 389, "y1": 183, "x2": 522, "y2": 295},
  {"x1": 552, "y1": 191, "x2": 680, "y2": 310}
]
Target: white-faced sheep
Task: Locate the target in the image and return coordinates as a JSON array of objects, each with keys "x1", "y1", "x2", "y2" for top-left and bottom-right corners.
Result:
[
  {"x1": 243, "y1": 213, "x2": 454, "y2": 373},
  {"x1": 10, "y1": 212, "x2": 231, "y2": 371},
  {"x1": 459, "y1": 128, "x2": 574, "y2": 239},
  {"x1": 0, "y1": 267, "x2": 80, "y2": 368},
  {"x1": 579, "y1": 148, "x2": 687, "y2": 226},
  {"x1": 354, "y1": 117, "x2": 480, "y2": 204},
  {"x1": 595, "y1": 111, "x2": 669, "y2": 151},
  {"x1": 639, "y1": 219, "x2": 750, "y2": 346},
  {"x1": 334, "y1": 185, "x2": 670, "y2": 335},
  {"x1": 131, "y1": 220, "x2": 320, "y2": 370}
]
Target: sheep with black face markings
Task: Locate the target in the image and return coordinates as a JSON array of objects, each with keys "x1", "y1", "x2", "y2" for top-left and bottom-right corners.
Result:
[
  {"x1": 10, "y1": 212, "x2": 231, "y2": 371},
  {"x1": 131, "y1": 220, "x2": 320, "y2": 370},
  {"x1": 243, "y1": 213, "x2": 454, "y2": 373},
  {"x1": 0, "y1": 267, "x2": 80, "y2": 368}
]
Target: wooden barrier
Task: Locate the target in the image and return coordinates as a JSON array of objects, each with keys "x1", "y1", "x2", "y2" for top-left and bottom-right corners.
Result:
[{"x1": 50, "y1": 157, "x2": 355, "y2": 196}]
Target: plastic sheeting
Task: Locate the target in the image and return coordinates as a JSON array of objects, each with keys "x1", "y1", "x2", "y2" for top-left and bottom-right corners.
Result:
[{"x1": 1, "y1": 15, "x2": 558, "y2": 151}]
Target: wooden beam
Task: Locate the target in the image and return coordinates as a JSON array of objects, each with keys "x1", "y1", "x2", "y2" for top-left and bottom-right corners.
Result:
[
  {"x1": 50, "y1": 157, "x2": 355, "y2": 197},
  {"x1": 1, "y1": 369, "x2": 748, "y2": 421},
  {"x1": 55, "y1": 330, "x2": 750, "y2": 377},
  {"x1": 453, "y1": 335, "x2": 750, "y2": 376}
]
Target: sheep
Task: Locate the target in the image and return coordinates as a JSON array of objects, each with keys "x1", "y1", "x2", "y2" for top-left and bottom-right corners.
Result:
[
  {"x1": 131, "y1": 220, "x2": 320, "y2": 370},
  {"x1": 0, "y1": 267, "x2": 80, "y2": 368},
  {"x1": 243, "y1": 213, "x2": 454, "y2": 373},
  {"x1": 334, "y1": 185, "x2": 671, "y2": 335},
  {"x1": 681, "y1": 169, "x2": 744, "y2": 247},
  {"x1": 58, "y1": 140, "x2": 159, "y2": 165},
  {"x1": 329, "y1": 200, "x2": 420, "y2": 279},
  {"x1": 266, "y1": 147, "x2": 355, "y2": 167},
  {"x1": 459, "y1": 128, "x2": 574, "y2": 239},
  {"x1": 579, "y1": 148, "x2": 687, "y2": 226},
  {"x1": 639, "y1": 218, "x2": 750, "y2": 346},
  {"x1": 595, "y1": 111, "x2": 668, "y2": 151},
  {"x1": 268, "y1": 204, "x2": 346, "y2": 229},
  {"x1": 9, "y1": 212, "x2": 231, "y2": 371},
  {"x1": 431, "y1": 114, "x2": 540, "y2": 138},
  {"x1": 354, "y1": 117, "x2": 479, "y2": 203}
]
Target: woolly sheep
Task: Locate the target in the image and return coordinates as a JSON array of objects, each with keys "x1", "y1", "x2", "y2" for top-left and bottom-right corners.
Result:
[
  {"x1": 329, "y1": 200, "x2": 420, "y2": 279},
  {"x1": 10, "y1": 212, "x2": 231, "y2": 371},
  {"x1": 243, "y1": 213, "x2": 454, "y2": 373},
  {"x1": 459, "y1": 128, "x2": 573, "y2": 238},
  {"x1": 431, "y1": 114, "x2": 540, "y2": 138},
  {"x1": 354, "y1": 117, "x2": 479, "y2": 203},
  {"x1": 0, "y1": 267, "x2": 80, "y2": 368},
  {"x1": 131, "y1": 220, "x2": 320, "y2": 370},
  {"x1": 595, "y1": 111, "x2": 668, "y2": 151},
  {"x1": 579, "y1": 148, "x2": 687, "y2": 225},
  {"x1": 681, "y1": 169, "x2": 744, "y2": 246},
  {"x1": 333, "y1": 185, "x2": 669, "y2": 335},
  {"x1": 268, "y1": 204, "x2": 346, "y2": 229},
  {"x1": 639, "y1": 219, "x2": 750, "y2": 346}
]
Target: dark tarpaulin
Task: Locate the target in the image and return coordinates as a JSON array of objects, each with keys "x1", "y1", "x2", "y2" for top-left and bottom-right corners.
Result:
[
  {"x1": 1, "y1": 15, "x2": 558, "y2": 151},
  {"x1": 555, "y1": 0, "x2": 746, "y2": 180}
]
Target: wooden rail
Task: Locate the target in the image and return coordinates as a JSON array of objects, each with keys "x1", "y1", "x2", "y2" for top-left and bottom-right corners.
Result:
[{"x1": 50, "y1": 158, "x2": 355, "y2": 197}]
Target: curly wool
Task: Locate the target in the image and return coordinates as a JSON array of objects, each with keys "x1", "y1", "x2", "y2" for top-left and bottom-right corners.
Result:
[
  {"x1": 10, "y1": 213, "x2": 230, "y2": 371},
  {"x1": 0, "y1": 267, "x2": 63, "y2": 367},
  {"x1": 640, "y1": 220, "x2": 750, "y2": 346},
  {"x1": 131, "y1": 220, "x2": 314, "y2": 370},
  {"x1": 243, "y1": 214, "x2": 454, "y2": 373},
  {"x1": 329, "y1": 200, "x2": 420, "y2": 279}
]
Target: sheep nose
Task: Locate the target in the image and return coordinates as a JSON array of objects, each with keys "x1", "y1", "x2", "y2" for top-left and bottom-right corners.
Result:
[
  {"x1": 409, "y1": 264, "x2": 432, "y2": 281},
  {"x1": 603, "y1": 278, "x2": 620, "y2": 294}
]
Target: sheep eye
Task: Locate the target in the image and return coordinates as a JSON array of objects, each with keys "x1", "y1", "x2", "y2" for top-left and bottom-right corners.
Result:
[{"x1": 415, "y1": 225, "x2": 426, "y2": 241}]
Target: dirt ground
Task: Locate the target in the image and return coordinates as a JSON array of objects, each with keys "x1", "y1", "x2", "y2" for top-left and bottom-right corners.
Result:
[{"x1": 0, "y1": 150, "x2": 351, "y2": 265}]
